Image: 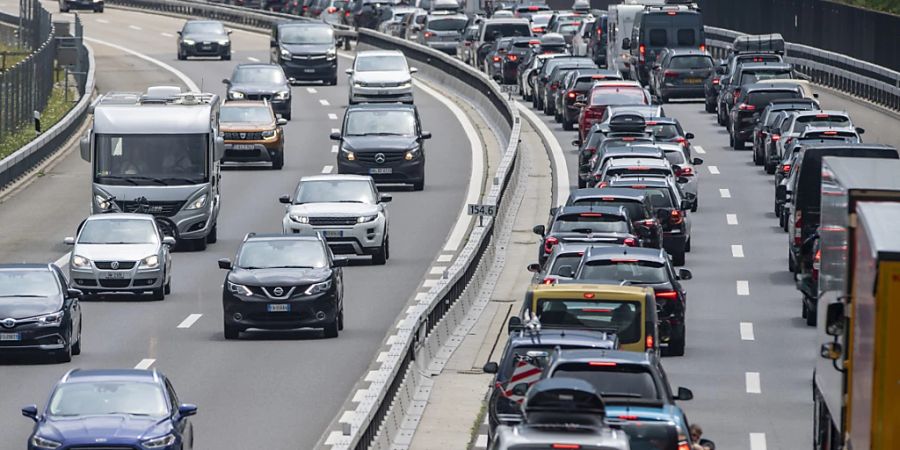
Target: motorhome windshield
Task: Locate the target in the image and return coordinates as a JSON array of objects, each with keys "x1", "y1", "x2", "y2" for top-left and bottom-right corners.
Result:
[{"x1": 94, "y1": 134, "x2": 209, "y2": 185}]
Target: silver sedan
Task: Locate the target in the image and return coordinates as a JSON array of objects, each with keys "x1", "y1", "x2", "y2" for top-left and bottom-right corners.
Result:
[
  {"x1": 65, "y1": 213, "x2": 175, "y2": 300},
  {"x1": 659, "y1": 143, "x2": 702, "y2": 212}
]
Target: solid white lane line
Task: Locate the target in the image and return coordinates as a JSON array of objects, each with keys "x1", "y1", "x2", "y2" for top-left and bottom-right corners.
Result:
[
  {"x1": 319, "y1": 99, "x2": 330, "y2": 106},
  {"x1": 726, "y1": 214, "x2": 738, "y2": 225},
  {"x1": 694, "y1": 145, "x2": 706, "y2": 154},
  {"x1": 84, "y1": 37, "x2": 200, "y2": 91},
  {"x1": 322, "y1": 165, "x2": 333, "y2": 174},
  {"x1": 719, "y1": 188, "x2": 731, "y2": 198},
  {"x1": 750, "y1": 433, "x2": 767, "y2": 450},
  {"x1": 737, "y1": 280, "x2": 750, "y2": 296},
  {"x1": 740, "y1": 322, "x2": 755, "y2": 341},
  {"x1": 731, "y1": 244, "x2": 744, "y2": 258},
  {"x1": 134, "y1": 359, "x2": 156, "y2": 370},
  {"x1": 516, "y1": 103, "x2": 569, "y2": 206},
  {"x1": 331, "y1": 128, "x2": 340, "y2": 134},
  {"x1": 177, "y1": 314, "x2": 203, "y2": 329},
  {"x1": 745, "y1": 372, "x2": 761, "y2": 394},
  {"x1": 129, "y1": 25, "x2": 142, "y2": 30},
  {"x1": 160, "y1": 32, "x2": 174, "y2": 38},
  {"x1": 247, "y1": 56, "x2": 260, "y2": 62},
  {"x1": 331, "y1": 144, "x2": 338, "y2": 153},
  {"x1": 708, "y1": 165, "x2": 720, "y2": 174},
  {"x1": 307, "y1": 87, "x2": 317, "y2": 93},
  {"x1": 475, "y1": 435, "x2": 488, "y2": 447},
  {"x1": 96, "y1": 18, "x2": 110, "y2": 24},
  {"x1": 328, "y1": 113, "x2": 338, "y2": 120}
]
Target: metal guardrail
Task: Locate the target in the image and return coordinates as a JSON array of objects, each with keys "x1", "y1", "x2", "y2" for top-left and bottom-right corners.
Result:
[{"x1": 705, "y1": 26, "x2": 900, "y2": 112}]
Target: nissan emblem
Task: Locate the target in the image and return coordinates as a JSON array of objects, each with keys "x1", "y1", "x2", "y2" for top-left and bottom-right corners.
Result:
[{"x1": 273, "y1": 287, "x2": 284, "y2": 296}]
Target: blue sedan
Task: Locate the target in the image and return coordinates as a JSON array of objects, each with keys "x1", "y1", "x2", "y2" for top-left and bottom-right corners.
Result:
[{"x1": 22, "y1": 369, "x2": 196, "y2": 450}]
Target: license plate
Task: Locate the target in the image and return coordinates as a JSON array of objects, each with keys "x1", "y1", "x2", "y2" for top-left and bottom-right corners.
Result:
[
  {"x1": 323, "y1": 230, "x2": 343, "y2": 238},
  {"x1": 267, "y1": 304, "x2": 290, "y2": 312},
  {"x1": 683, "y1": 78, "x2": 702, "y2": 84},
  {"x1": 103, "y1": 272, "x2": 126, "y2": 279},
  {"x1": 0, "y1": 333, "x2": 21, "y2": 341},
  {"x1": 231, "y1": 144, "x2": 255, "y2": 150},
  {"x1": 304, "y1": 68, "x2": 316, "y2": 73},
  {"x1": 369, "y1": 168, "x2": 393, "y2": 174},
  {"x1": 202, "y1": 44, "x2": 212, "y2": 49}
]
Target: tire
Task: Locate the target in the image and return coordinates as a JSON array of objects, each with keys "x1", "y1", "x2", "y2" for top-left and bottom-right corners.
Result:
[
  {"x1": 95, "y1": 5, "x2": 103, "y2": 12},
  {"x1": 685, "y1": 237, "x2": 691, "y2": 252},
  {"x1": 272, "y1": 152, "x2": 284, "y2": 170},
  {"x1": 328, "y1": 77, "x2": 338, "y2": 86},
  {"x1": 717, "y1": 106, "x2": 726, "y2": 126},
  {"x1": 788, "y1": 251, "x2": 796, "y2": 273},
  {"x1": 664, "y1": 326, "x2": 685, "y2": 356},
  {"x1": 151, "y1": 285, "x2": 165, "y2": 301},
  {"x1": 704, "y1": 100, "x2": 715, "y2": 113},
  {"x1": 337, "y1": 310, "x2": 344, "y2": 331},
  {"x1": 206, "y1": 224, "x2": 217, "y2": 244},
  {"x1": 60, "y1": 4, "x2": 70, "y2": 12},
  {"x1": 323, "y1": 319, "x2": 339, "y2": 338},
  {"x1": 412, "y1": 178, "x2": 424, "y2": 191},
  {"x1": 562, "y1": 118, "x2": 574, "y2": 131},
  {"x1": 733, "y1": 137, "x2": 744, "y2": 150},
  {"x1": 578, "y1": 178, "x2": 586, "y2": 189},
  {"x1": 193, "y1": 237, "x2": 207, "y2": 251},
  {"x1": 222, "y1": 53, "x2": 231, "y2": 61},
  {"x1": 765, "y1": 161, "x2": 776, "y2": 175},
  {"x1": 804, "y1": 299, "x2": 817, "y2": 326},
  {"x1": 164, "y1": 277, "x2": 171, "y2": 295},
  {"x1": 660, "y1": 95, "x2": 668, "y2": 104},
  {"x1": 71, "y1": 325, "x2": 82, "y2": 356},
  {"x1": 372, "y1": 236, "x2": 388, "y2": 265},
  {"x1": 691, "y1": 198, "x2": 698, "y2": 213},
  {"x1": 224, "y1": 321, "x2": 240, "y2": 340},
  {"x1": 671, "y1": 246, "x2": 686, "y2": 266},
  {"x1": 56, "y1": 345, "x2": 72, "y2": 363},
  {"x1": 753, "y1": 146, "x2": 761, "y2": 165},
  {"x1": 283, "y1": 111, "x2": 292, "y2": 121},
  {"x1": 554, "y1": 112, "x2": 562, "y2": 123},
  {"x1": 177, "y1": 51, "x2": 186, "y2": 61}
]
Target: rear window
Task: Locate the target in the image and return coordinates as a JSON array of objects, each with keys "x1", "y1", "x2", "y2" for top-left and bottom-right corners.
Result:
[
  {"x1": 484, "y1": 23, "x2": 531, "y2": 41},
  {"x1": 621, "y1": 187, "x2": 673, "y2": 208},
  {"x1": 538, "y1": 300, "x2": 643, "y2": 343},
  {"x1": 794, "y1": 115, "x2": 851, "y2": 133},
  {"x1": 574, "y1": 79, "x2": 597, "y2": 91},
  {"x1": 747, "y1": 90, "x2": 800, "y2": 107},
  {"x1": 579, "y1": 259, "x2": 667, "y2": 283},
  {"x1": 668, "y1": 55, "x2": 712, "y2": 69},
  {"x1": 553, "y1": 363, "x2": 659, "y2": 399},
  {"x1": 573, "y1": 199, "x2": 645, "y2": 221},
  {"x1": 553, "y1": 214, "x2": 630, "y2": 233},
  {"x1": 676, "y1": 28, "x2": 696, "y2": 46},
  {"x1": 427, "y1": 17, "x2": 466, "y2": 31},
  {"x1": 558, "y1": 22, "x2": 581, "y2": 34},
  {"x1": 647, "y1": 124, "x2": 681, "y2": 139},
  {"x1": 648, "y1": 29, "x2": 667, "y2": 46},
  {"x1": 740, "y1": 69, "x2": 792, "y2": 84},
  {"x1": 549, "y1": 253, "x2": 583, "y2": 276},
  {"x1": 617, "y1": 422, "x2": 679, "y2": 450},
  {"x1": 590, "y1": 87, "x2": 647, "y2": 106}
]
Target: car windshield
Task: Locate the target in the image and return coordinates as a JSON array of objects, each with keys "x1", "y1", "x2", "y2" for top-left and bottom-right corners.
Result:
[
  {"x1": 668, "y1": 55, "x2": 712, "y2": 69},
  {"x1": 553, "y1": 363, "x2": 659, "y2": 399},
  {"x1": 356, "y1": 54, "x2": 407, "y2": 72},
  {"x1": 183, "y1": 22, "x2": 226, "y2": 35},
  {"x1": 557, "y1": 22, "x2": 581, "y2": 34},
  {"x1": 48, "y1": 382, "x2": 168, "y2": 417},
  {"x1": 94, "y1": 134, "x2": 208, "y2": 185},
  {"x1": 647, "y1": 124, "x2": 681, "y2": 139},
  {"x1": 578, "y1": 260, "x2": 668, "y2": 283},
  {"x1": 0, "y1": 270, "x2": 60, "y2": 297},
  {"x1": 537, "y1": 299, "x2": 642, "y2": 343},
  {"x1": 591, "y1": 87, "x2": 646, "y2": 106},
  {"x1": 428, "y1": 17, "x2": 467, "y2": 31},
  {"x1": 553, "y1": 214, "x2": 629, "y2": 233},
  {"x1": 280, "y1": 25, "x2": 334, "y2": 45},
  {"x1": 232, "y1": 67, "x2": 286, "y2": 84},
  {"x1": 79, "y1": 219, "x2": 158, "y2": 245},
  {"x1": 238, "y1": 239, "x2": 328, "y2": 269},
  {"x1": 549, "y1": 253, "x2": 582, "y2": 276},
  {"x1": 294, "y1": 179, "x2": 376, "y2": 204},
  {"x1": 345, "y1": 110, "x2": 416, "y2": 136},
  {"x1": 220, "y1": 106, "x2": 272, "y2": 123},
  {"x1": 531, "y1": 15, "x2": 550, "y2": 26}
]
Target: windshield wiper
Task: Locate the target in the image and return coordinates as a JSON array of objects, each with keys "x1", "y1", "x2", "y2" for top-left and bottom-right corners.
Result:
[
  {"x1": 107, "y1": 412, "x2": 152, "y2": 416},
  {"x1": 262, "y1": 265, "x2": 315, "y2": 269},
  {"x1": 161, "y1": 177, "x2": 202, "y2": 185},
  {"x1": 97, "y1": 175, "x2": 137, "y2": 185},
  {"x1": 364, "y1": 132, "x2": 407, "y2": 136},
  {"x1": 336, "y1": 200, "x2": 364, "y2": 203},
  {"x1": 101, "y1": 175, "x2": 167, "y2": 185}
]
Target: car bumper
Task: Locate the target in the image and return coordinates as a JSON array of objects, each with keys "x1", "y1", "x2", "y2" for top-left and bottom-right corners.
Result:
[
  {"x1": 563, "y1": 104, "x2": 580, "y2": 122},
  {"x1": 337, "y1": 157, "x2": 424, "y2": 186},
  {"x1": 70, "y1": 265, "x2": 164, "y2": 292},
  {"x1": 181, "y1": 42, "x2": 229, "y2": 57},
  {"x1": 282, "y1": 217, "x2": 386, "y2": 254},
  {"x1": 663, "y1": 231, "x2": 687, "y2": 253},
  {"x1": 222, "y1": 141, "x2": 283, "y2": 167},
  {"x1": 350, "y1": 85, "x2": 413, "y2": 103},
  {"x1": 224, "y1": 291, "x2": 338, "y2": 330},
  {"x1": 0, "y1": 323, "x2": 67, "y2": 352},
  {"x1": 659, "y1": 84, "x2": 705, "y2": 98},
  {"x1": 281, "y1": 59, "x2": 338, "y2": 81}
]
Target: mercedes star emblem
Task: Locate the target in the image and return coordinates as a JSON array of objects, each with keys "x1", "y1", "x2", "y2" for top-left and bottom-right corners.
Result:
[
  {"x1": 1, "y1": 318, "x2": 15, "y2": 328},
  {"x1": 374, "y1": 153, "x2": 386, "y2": 164},
  {"x1": 273, "y1": 287, "x2": 284, "y2": 296},
  {"x1": 110, "y1": 261, "x2": 119, "y2": 270}
]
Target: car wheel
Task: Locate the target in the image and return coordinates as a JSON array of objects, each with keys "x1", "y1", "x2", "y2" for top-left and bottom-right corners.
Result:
[
  {"x1": 177, "y1": 51, "x2": 186, "y2": 61},
  {"x1": 224, "y1": 321, "x2": 240, "y2": 340},
  {"x1": 60, "y1": 4, "x2": 69, "y2": 12},
  {"x1": 717, "y1": 106, "x2": 726, "y2": 126},
  {"x1": 283, "y1": 111, "x2": 292, "y2": 121},
  {"x1": 788, "y1": 251, "x2": 796, "y2": 273},
  {"x1": 193, "y1": 237, "x2": 207, "y2": 251},
  {"x1": 664, "y1": 326, "x2": 685, "y2": 356},
  {"x1": 671, "y1": 246, "x2": 686, "y2": 266},
  {"x1": 329, "y1": 77, "x2": 338, "y2": 86},
  {"x1": 562, "y1": 118, "x2": 573, "y2": 131},
  {"x1": 206, "y1": 224, "x2": 217, "y2": 244},
  {"x1": 71, "y1": 324, "x2": 82, "y2": 356},
  {"x1": 337, "y1": 309, "x2": 344, "y2": 331},
  {"x1": 323, "y1": 318, "x2": 339, "y2": 338},
  {"x1": 660, "y1": 95, "x2": 668, "y2": 104},
  {"x1": 704, "y1": 100, "x2": 715, "y2": 113},
  {"x1": 691, "y1": 199, "x2": 698, "y2": 213},
  {"x1": 272, "y1": 152, "x2": 284, "y2": 170},
  {"x1": 733, "y1": 137, "x2": 744, "y2": 150},
  {"x1": 95, "y1": 5, "x2": 103, "y2": 12},
  {"x1": 151, "y1": 285, "x2": 165, "y2": 301},
  {"x1": 765, "y1": 161, "x2": 776, "y2": 175},
  {"x1": 56, "y1": 337, "x2": 73, "y2": 363},
  {"x1": 413, "y1": 177, "x2": 424, "y2": 191},
  {"x1": 804, "y1": 299, "x2": 817, "y2": 326},
  {"x1": 685, "y1": 237, "x2": 691, "y2": 252},
  {"x1": 164, "y1": 276, "x2": 171, "y2": 295},
  {"x1": 372, "y1": 236, "x2": 388, "y2": 265},
  {"x1": 222, "y1": 52, "x2": 231, "y2": 61}
]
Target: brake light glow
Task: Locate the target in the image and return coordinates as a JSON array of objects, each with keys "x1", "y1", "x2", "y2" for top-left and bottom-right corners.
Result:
[
  {"x1": 670, "y1": 210, "x2": 684, "y2": 225},
  {"x1": 588, "y1": 361, "x2": 616, "y2": 366},
  {"x1": 712, "y1": 78, "x2": 719, "y2": 85},
  {"x1": 492, "y1": 56, "x2": 501, "y2": 62},
  {"x1": 664, "y1": 70, "x2": 678, "y2": 78},
  {"x1": 552, "y1": 445, "x2": 580, "y2": 450},
  {"x1": 628, "y1": 166, "x2": 650, "y2": 170},
  {"x1": 738, "y1": 103, "x2": 756, "y2": 111},
  {"x1": 580, "y1": 213, "x2": 603, "y2": 217},
  {"x1": 544, "y1": 236, "x2": 559, "y2": 254},
  {"x1": 676, "y1": 166, "x2": 694, "y2": 176},
  {"x1": 567, "y1": 91, "x2": 577, "y2": 99},
  {"x1": 597, "y1": 181, "x2": 608, "y2": 188},
  {"x1": 612, "y1": 259, "x2": 639, "y2": 262},
  {"x1": 823, "y1": 130, "x2": 838, "y2": 135},
  {"x1": 622, "y1": 137, "x2": 635, "y2": 141},
  {"x1": 344, "y1": 10, "x2": 350, "y2": 16},
  {"x1": 642, "y1": 219, "x2": 656, "y2": 227},
  {"x1": 815, "y1": 114, "x2": 830, "y2": 118},
  {"x1": 424, "y1": 31, "x2": 434, "y2": 38},
  {"x1": 583, "y1": 292, "x2": 596, "y2": 299},
  {"x1": 646, "y1": 335, "x2": 654, "y2": 349},
  {"x1": 772, "y1": 134, "x2": 781, "y2": 141},
  {"x1": 529, "y1": 39, "x2": 540, "y2": 45},
  {"x1": 655, "y1": 291, "x2": 678, "y2": 299},
  {"x1": 782, "y1": 163, "x2": 791, "y2": 173},
  {"x1": 542, "y1": 277, "x2": 556, "y2": 285},
  {"x1": 699, "y1": 44, "x2": 706, "y2": 52},
  {"x1": 527, "y1": 5, "x2": 539, "y2": 10},
  {"x1": 639, "y1": 44, "x2": 646, "y2": 62},
  {"x1": 624, "y1": 237, "x2": 637, "y2": 247},
  {"x1": 507, "y1": 54, "x2": 518, "y2": 61},
  {"x1": 618, "y1": 415, "x2": 639, "y2": 420},
  {"x1": 813, "y1": 249, "x2": 821, "y2": 282},
  {"x1": 678, "y1": 443, "x2": 692, "y2": 450},
  {"x1": 326, "y1": 6, "x2": 336, "y2": 13},
  {"x1": 666, "y1": 11, "x2": 677, "y2": 15}
]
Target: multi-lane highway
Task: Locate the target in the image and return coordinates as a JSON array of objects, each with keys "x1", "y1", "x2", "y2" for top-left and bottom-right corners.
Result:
[{"x1": 0, "y1": 5, "x2": 477, "y2": 449}]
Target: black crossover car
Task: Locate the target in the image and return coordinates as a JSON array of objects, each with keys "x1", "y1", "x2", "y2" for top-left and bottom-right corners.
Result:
[
  {"x1": 177, "y1": 20, "x2": 232, "y2": 60},
  {"x1": 218, "y1": 233, "x2": 346, "y2": 339},
  {"x1": 0, "y1": 264, "x2": 82, "y2": 362},
  {"x1": 332, "y1": 103, "x2": 432, "y2": 191},
  {"x1": 223, "y1": 64, "x2": 293, "y2": 120},
  {"x1": 270, "y1": 22, "x2": 338, "y2": 85}
]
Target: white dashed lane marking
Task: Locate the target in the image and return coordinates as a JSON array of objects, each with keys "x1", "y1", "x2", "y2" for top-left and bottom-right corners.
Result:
[
  {"x1": 745, "y1": 372, "x2": 761, "y2": 394},
  {"x1": 694, "y1": 145, "x2": 706, "y2": 154},
  {"x1": 319, "y1": 99, "x2": 330, "y2": 106},
  {"x1": 177, "y1": 314, "x2": 203, "y2": 329},
  {"x1": 708, "y1": 165, "x2": 720, "y2": 174},
  {"x1": 737, "y1": 280, "x2": 750, "y2": 296},
  {"x1": 726, "y1": 214, "x2": 738, "y2": 225},
  {"x1": 731, "y1": 244, "x2": 744, "y2": 258},
  {"x1": 740, "y1": 322, "x2": 755, "y2": 341},
  {"x1": 306, "y1": 87, "x2": 317, "y2": 93},
  {"x1": 160, "y1": 32, "x2": 174, "y2": 38},
  {"x1": 328, "y1": 113, "x2": 338, "y2": 120},
  {"x1": 719, "y1": 188, "x2": 731, "y2": 198},
  {"x1": 134, "y1": 359, "x2": 156, "y2": 370},
  {"x1": 129, "y1": 25, "x2": 142, "y2": 30},
  {"x1": 247, "y1": 56, "x2": 260, "y2": 62},
  {"x1": 331, "y1": 145, "x2": 338, "y2": 153},
  {"x1": 750, "y1": 433, "x2": 767, "y2": 450},
  {"x1": 322, "y1": 165, "x2": 333, "y2": 174},
  {"x1": 96, "y1": 18, "x2": 110, "y2": 24}
]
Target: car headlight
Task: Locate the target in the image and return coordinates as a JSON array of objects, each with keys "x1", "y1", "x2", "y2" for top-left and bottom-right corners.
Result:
[
  {"x1": 326, "y1": 48, "x2": 336, "y2": 60},
  {"x1": 36, "y1": 311, "x2": 64, "y2": 327},
  {"x1": 229, "y1": 91, "x2": 245, "y2": 100},
  {"x1": 280, "y1": 48, "x2": 292, "y2": 59},
  {"x1": 357, "y1": 214, "x2": 378, "y2": 223},
  {"x1": 304, "y1": 279, "x2": 332, "y2": 295},
  {"x1": 218, "y1": 39, "x2": 230, "y2": 46},
  {"x1": 405, "y1": 147, "x2": 420, "y2": 160},
  {"x1": 289, "y1": 214, "x2": 309, "y2": 224},
  {"x1": 274, "y1": 91, "x2": 290, "y2": 100},
  {"x1": 227, "y1": 281, "x2": 253, "y2": 296},
  {"x1": 142, "y1": 433, "x2": 177, "y2": 449},
  {"x1": 94, "y1": 194, "x2": 114, "y2": 210},
  {"x1": 140, "y1": 255, "x2": 160, "y2": 269},
  {"x1": 399, "y1": 80, "x2": 412, "y2": 89},
  {"x1": 184, "y1": 194, "x2": 208, "y2": 210},
  {"x1": 182, "y1": 39, "x2": 196, "y2": 45},
  {"x1": 341, "y1": 148, "x2": 355, "y2": 161},
  {"x1": 72, "y1": 255, "x2": 91, "y2": 269},
  {"x1": 30, "y1": 436, "x2": 61, "y2": 449},
  {"x1": 354, "y1": 81, "x2": 367, "y2": 88},
  {"x1": 262, "y1": 129, "x2": 276, "y2": 138}
]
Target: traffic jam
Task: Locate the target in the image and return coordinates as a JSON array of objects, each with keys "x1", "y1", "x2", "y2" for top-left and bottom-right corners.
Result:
[{"x1": 1, "y1": 0, "x2": 898, "y2": 448}]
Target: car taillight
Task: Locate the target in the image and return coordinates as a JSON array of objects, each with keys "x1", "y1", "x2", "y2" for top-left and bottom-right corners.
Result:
[
  {"x1": 781, "y1": 163, "x2": 791, "y2": 173},
  {"x1": 677, "y1": 443, "x2": 691, "y2": 450},
  {"x1": 642, "y1": 219, "x2": 657, "y2": 227},
  {"x1": 699, "y1": 44, "x2": 706, "y2": 52},
  {"x1": 639, "y1": 44, "x2": 645, "y2": 62},
  {"x1": 597, "y1": 181, "x2": 609, "y2": 188},
  {"x1": 544, "y1": 236, "x2": 559, "y2": 254},
  {"x1": 303, "y1": 4, "x2": 308, "y2": 10},
  {"x1": 675, "y1": 166, "x2": 694, "y2": 177},
  {"x1": 567, "y1": 90, "x2": 577, "y2": 99},
  {"x1": 550, "y1": 81, "x2": 559, "y2": 90},
  {"x1": 584, "y1": 107, "x2": 603, "y2": 119},
  {"x1": 624, "y1": 237, "x2": 637, "y2": 247},
  {"x1": 712, "y1": 78, "x2": 720, "y2": 85},
  {"x1": 326, "y1": 6, "x2": 336, "y2": 12},
  {"x1": 532, "y1": 27, "x2": 544, "y2": 33},
  {"x1": 645, "y1": 334, "x2": 654, "y2": 349},
  {"x1": 793, "y1": 211, "x2": 802, "y2": 246},
  {"x1": 586, "y1": 147, "x2": 596, "y2": 154},
  {"x1": 675, "y1": 136, "x2": 689, "y2": 148},
  {"x1": 492, "y1": 56, "x2": 501, "y2": 62},
  {"x1": 738, "y1": 103, "x2": 756, "y2": 111},
  {"x1": 552, "y1": 444, "x2": 580, "y2": 449},
  {"x1": 670, "y1": 210, "x2": 683, "y2": 225},
  {"x1": 424, "y1": 31, "x2": 434, "y2": 38},
  {"x1": 542, "y1": 277, "x2": 556, "y2": 285},
  {"x1": 772, "y1": 134, "x2": 781, "y2": 141},
  {"x1": 656, "y1": 290, "x2": 678, "y2": 300},
  {"x1": 344, "y1": 10, "x2": 350, "y2": 16},
  {"x1": 813, "y1": 249, "x2": 821, "y2": 282},
  {"x1": 507, "y1": 54, "x2": 518, "y2": 61},
  {"x1": 664, "y1": 70, "x2": 678, "y2": 78}
]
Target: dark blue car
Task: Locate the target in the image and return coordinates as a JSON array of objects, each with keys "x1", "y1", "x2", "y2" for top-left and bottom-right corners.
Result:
[{"x1": 21, "y1": 369, "x2": 196, "y2": 450}]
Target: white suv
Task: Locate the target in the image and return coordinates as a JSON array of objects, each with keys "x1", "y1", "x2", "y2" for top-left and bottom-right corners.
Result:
[
  {"x1": 346, "y1": 50, "x2": 416, "y2": 105},
  {"x1": 280, "y1": 175, "x2": 391, "y2": 265}
]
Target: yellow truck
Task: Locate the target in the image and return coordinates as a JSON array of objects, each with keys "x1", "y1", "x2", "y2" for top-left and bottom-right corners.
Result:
[{"x1": 815, "y1": 200, "x2": 900, "y2": 450}]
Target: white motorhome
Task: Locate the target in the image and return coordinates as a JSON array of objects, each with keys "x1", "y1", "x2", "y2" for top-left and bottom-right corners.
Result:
[{"x1": 606, "y1": 0, "x2": 665, "y2": 75}]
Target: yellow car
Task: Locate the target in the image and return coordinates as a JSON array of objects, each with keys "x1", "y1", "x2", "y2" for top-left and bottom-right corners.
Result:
[{"x1": 522, "y1": 283, "x2": 659, "y2": 354}]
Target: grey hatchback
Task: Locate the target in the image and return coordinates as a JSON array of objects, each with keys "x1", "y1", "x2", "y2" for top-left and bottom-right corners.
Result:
[{"x1": 649, "y1": 48, "x2": 714, "y2": 102}]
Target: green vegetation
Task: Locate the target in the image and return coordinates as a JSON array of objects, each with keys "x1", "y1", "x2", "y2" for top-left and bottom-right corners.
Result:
[
  {"x1": 0, "y1": 41, "x2": 29, "y2": 70},
  {"x1": 0, "y1": 70, "x2": 79, "y2": 160},
  {"x1": 834, "y1": 0, "x2": 900, "y2": 15}
]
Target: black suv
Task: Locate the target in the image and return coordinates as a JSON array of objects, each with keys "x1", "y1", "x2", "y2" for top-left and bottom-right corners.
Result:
[
  {"x1": 729, "y1": 82, "x2": 802, "y2": 150},
  {"x1": 533, "y1": 205, "x2": 640, "y2": 264},
  {"x1": 0, "y1": 264, "x2": 82, "y2": 363},
  {"x1": 331, "y1": 103, "x2": 432, "y2": 191},
  {"x1": 177, "y1": 20, "x2": 232, "y2": 60},
  {"x1": 270, "y1": 22, "x2": 338, "y2": 85},
  {"x1": 218, "y1": 233, "x2": 346, "y2": 339},
  {"x1": 564, "y1": 188, "x2": 663, "y2": 249},
  {"x1": 573, "y1": 246, "x2": 692, "y2": 356},
  {"x1": 223, "y1": 64, "x2": 293, "y2": 120}
]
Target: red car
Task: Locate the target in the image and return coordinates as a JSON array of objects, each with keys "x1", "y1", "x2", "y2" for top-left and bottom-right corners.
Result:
[{"x1": 577, "y1": 81, "x2": 651, "y2": 140}]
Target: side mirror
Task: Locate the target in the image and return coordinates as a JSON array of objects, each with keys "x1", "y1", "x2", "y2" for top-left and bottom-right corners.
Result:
[
  {"x1": 716, "y1": 66, "x2": 726, "y2": 74},
  {"x1": 621, "y1": 38, "x2": 630, "y2": 50},
  {"x1": 332, "y1": 257, "x2": 350, "y2": 267},
  {"x1": 825, "y1": 302, "x2": 844, "y2": 337},
  {"x1": 379, "y1": 193, "x2": 393, "y2": 203},
  {"x1": 409, "y1": 67, "x2": 418, "y2": 74},
  {"x1": 177, "y1": 31, "x2": 183, "y2": 35},
  {"x1": 652, "y1": 63, "x2": 660, "y2": 70},
  {"x1": 821, "y1": 342, "x2": 842, "y2": 361},
  {"x1": 675, "y1": 387, "x2": 693, "y2": 401},
  {"x1": 677, "y1": 268, "x2": 692, "y2": 280},
  {"x1": 680, "y1": 199, "x2": 690, "y2": 210},
  {"x1": 162, "y1": 236, "x2": 177, "y2": 247},
  {"x1": 227, "y1": 30, "x2": 233, "y2": 35},
  {"x1": 217, "y1": 258, "x2": 232, "y2": 270},
  {"x1": 557, "y1": 265, "x2": 574, "y2": 278},
  {"x1": 549, "y1": 207, "x2": 558, "y2": 215},
  {"x1": 277, "y1": 118, "x2": 288, "y2": 126},
  {"x1": 221, "y1": 78, "x2": 231, "y2": 85},
  {"x1": 855, "y1": 127, "x2": 865, "y2": 135},
  {"x1": 270, "y1": 39, "x2": 277, "y2": 47},
  {"x1": 526, "y1": 263, "x2": 541, "y2": 273},
  {"x1": 571, "y1": 139, "x2": 581, "y2": 147},
  {"x1": 63, "y1": 237, "x2": 75, "y2": 245},
  {"x1": 177, "y1": 404, "x2": 198, "y2": 418},
  {"x1": 21, "y1": 405, "x2": 39, "y2": 422},
  {"x1": 79, "y1": 133, "x2": 91, "y2": 162},
  {"x1": 419, "y1": 131, "x2": 432, "y2": 140},
  {"x1": 692, "y1": 157, "x2": 704, "y2": 165},
  {"x1": 685, "y1": 132, "x2": 694, "y2": 140},
  {"x1": 345, "y1": 68, "x2": 354, "y2": 75},
  {"x1": 507, "y1": 316, "x2": 523, "y2": 334},
  {"x1": 775, "y1": 184, "x2": 787, "y2": 201},
  {"x1": 66, "y1": 289, "x2": 83, "y2": 299},
  {"x1": 279, "y1": 195, "x2": 291, "y2": 204},
  {"x1": 512, "y1": 382, "x2": 529, "y2": 397},
  {"x1": 329, "y1": 132, "x2": 342, "y2": 141},
  {"x1": 214, "y1": 136, "x2": 225, "y2": 161},
  {"x1": 532, "y1": 224, "x2": 545, "y2": 236},
  {"x1": 482, "y1": 362, "x2": 499, "y2": 374}
]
